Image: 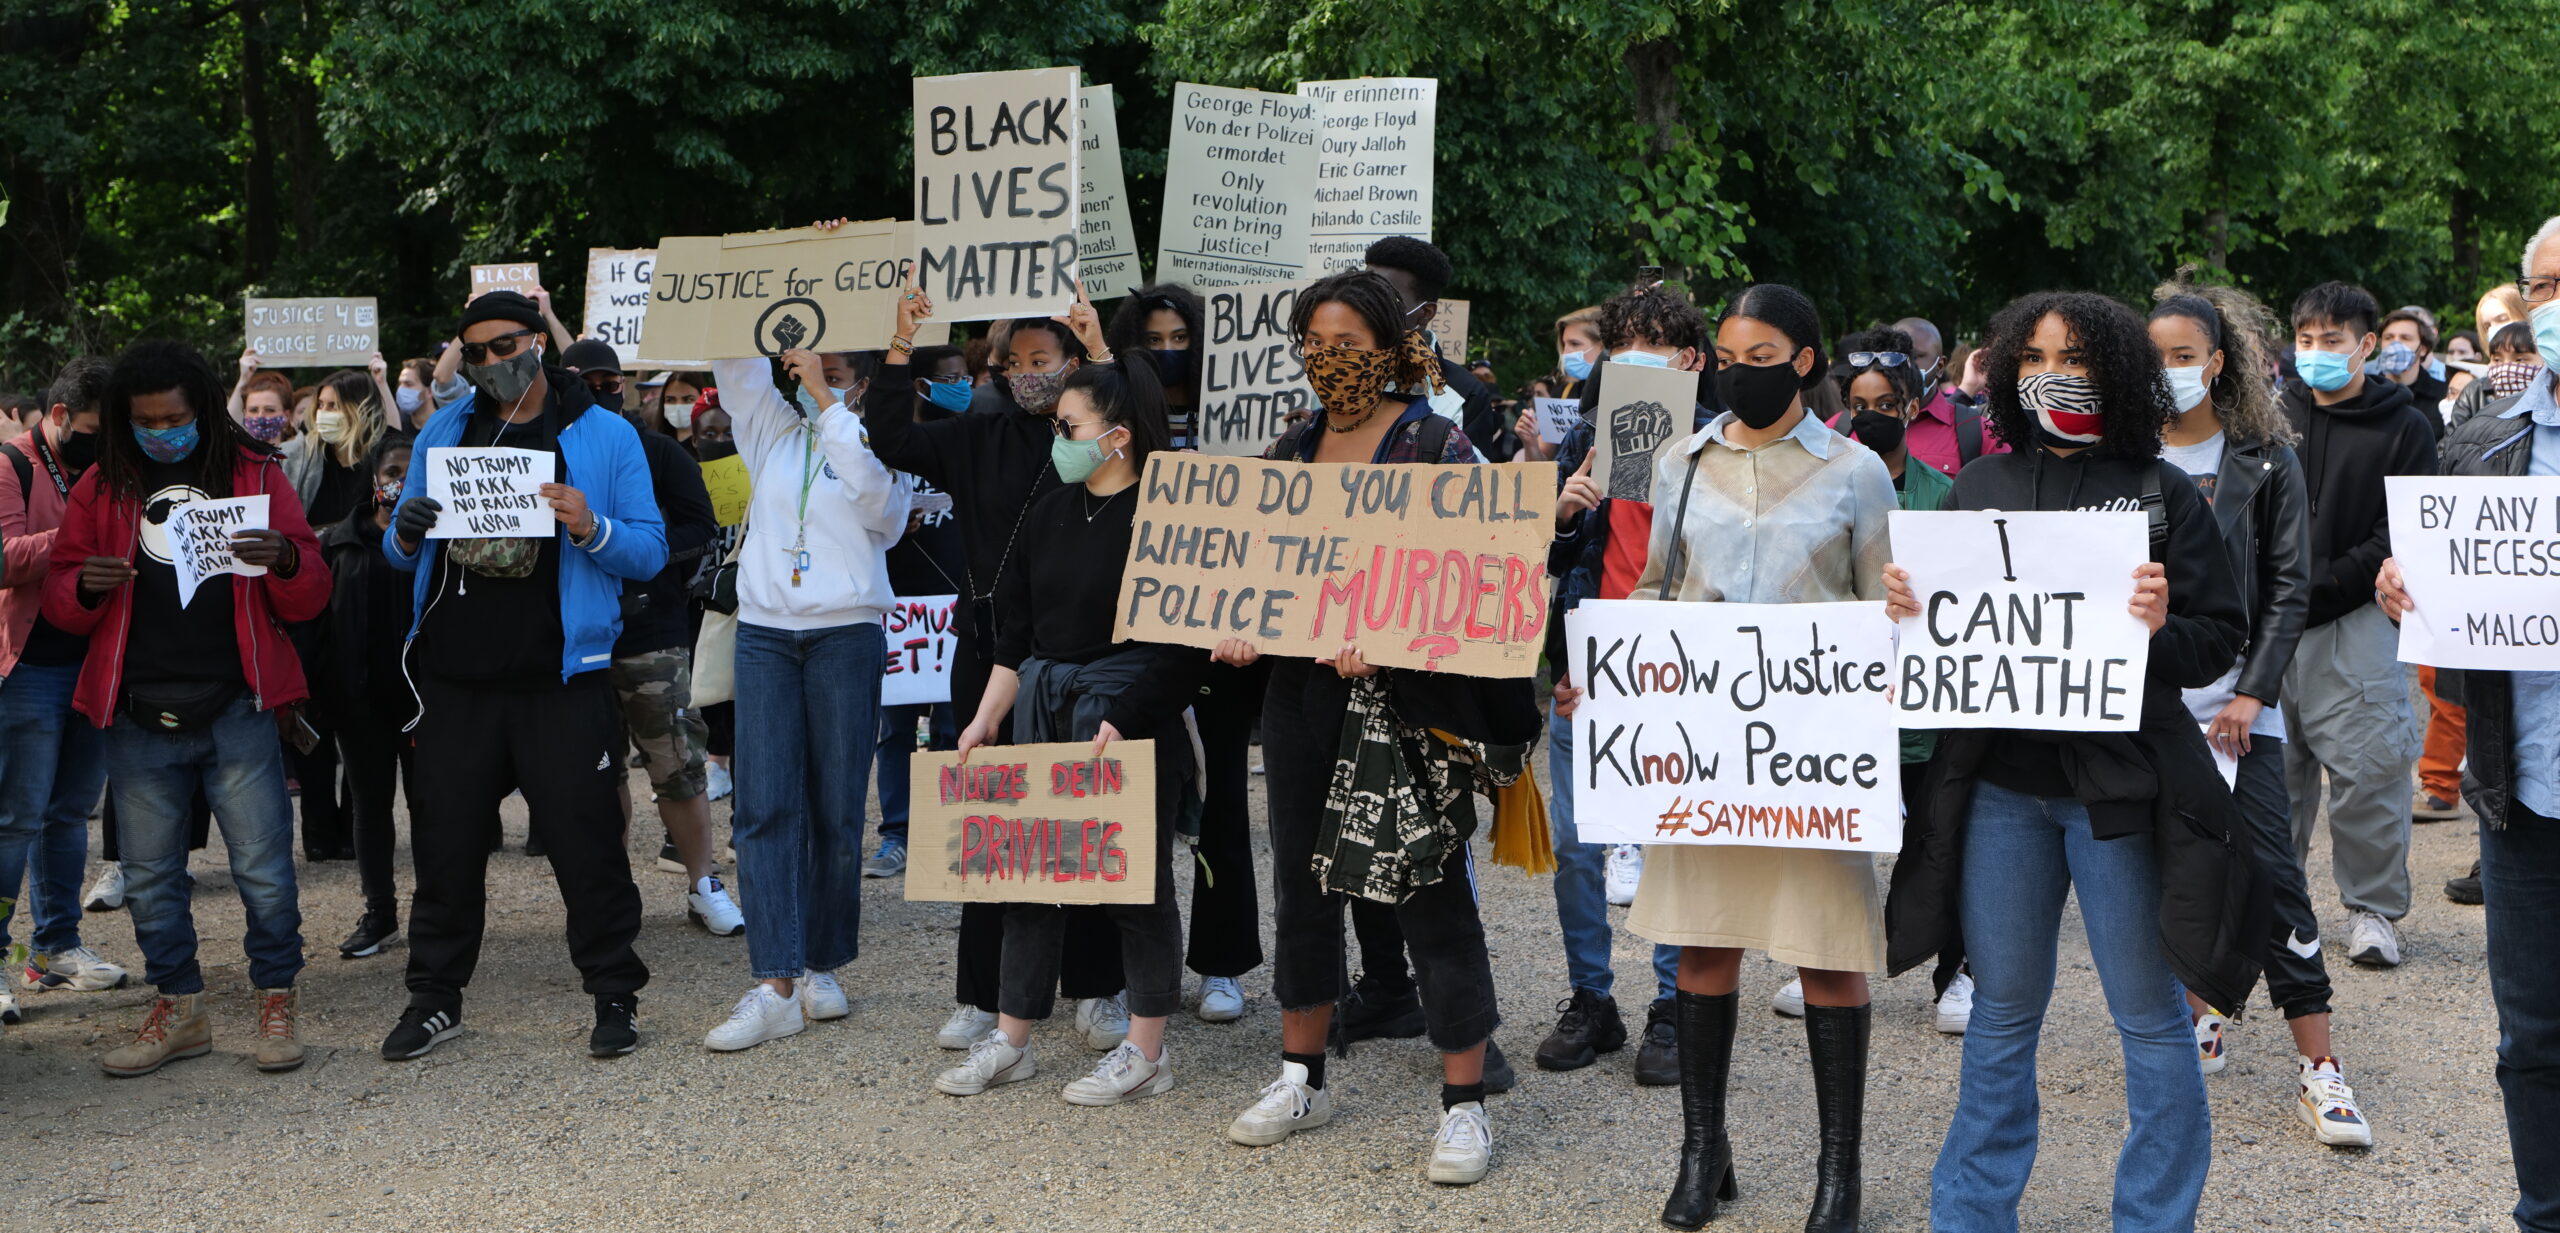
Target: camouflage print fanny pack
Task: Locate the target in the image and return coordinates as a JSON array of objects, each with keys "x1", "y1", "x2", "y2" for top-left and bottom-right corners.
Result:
[{"x1": 448, "y1": 534, "x2": 540, "y2": 578}]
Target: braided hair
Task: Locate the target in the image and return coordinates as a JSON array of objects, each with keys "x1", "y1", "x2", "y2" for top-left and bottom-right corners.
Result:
[
  {"x1": 98, "y1": 341, "x2": 275, "y2": 500},
  {"x1": 1289, "y1": 270, "x2": 1439, "y2": 389}
]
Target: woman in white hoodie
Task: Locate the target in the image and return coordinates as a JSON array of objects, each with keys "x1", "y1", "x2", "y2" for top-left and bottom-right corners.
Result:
[{"x1": 701, "y1": 349, "x2": 911, "y2": 1051}]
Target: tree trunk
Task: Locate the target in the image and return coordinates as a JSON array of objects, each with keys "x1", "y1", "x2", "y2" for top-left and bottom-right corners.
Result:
[
  {"x1": 1622, "y1": 38, "x2": 1684, "y2": 278},
  {"x1": 240, "y1": 0, "x2": 279, "y2": 281},
  {"x1": 2451, "y1": 185, "x2": 2479, "y2": 291}
]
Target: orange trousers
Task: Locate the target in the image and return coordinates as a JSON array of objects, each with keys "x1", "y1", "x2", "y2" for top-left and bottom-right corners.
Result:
[{"x1": 2418, "y1": 665, "x2": 2467, "y2": 800}]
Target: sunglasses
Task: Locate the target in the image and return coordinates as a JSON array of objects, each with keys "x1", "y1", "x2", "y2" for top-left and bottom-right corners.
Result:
[
  {"x1": 1847, "y1": 351, "x2": 1909, "y2": 368},
  {"x1": 458, "y1": 328, "x2": 540, "y2": 364}
]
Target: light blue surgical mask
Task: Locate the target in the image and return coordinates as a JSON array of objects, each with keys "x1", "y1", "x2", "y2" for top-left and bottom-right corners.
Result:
[
  {"x1": 2531, "y1": 301, "x2": 2560, "y2": 373},
  {"x1": 2426, "y1": 354, "x2": 2446, "y2": 382},
  {"x1": 827, "y1": 386, "x2": 853, "y2": 408},
  {"x1": 2293, "y1": 347, "x2": 2357, "y2": 393},
  {"x1": 1610, "y1": 349, "x2": 1672, "y2": 369},
  {"x1": 1559, "y1": 350, "x2": 1594, "y2": 382},
  {"x1": 2164, "y1": 365, "x2": 2211, "y2": 414},
  {"x1": 2376, "y1": 341, "x2": 2417, "y2": 375},
  {"x1": 921, "y1": 379, "x2": 973, "y2": 414},
  {"x1": 395, "y1": 385, "x2": 425, "y2": 416},
  {"x1": 133, "y1": 420, "x2": 200, "y2": 464}
]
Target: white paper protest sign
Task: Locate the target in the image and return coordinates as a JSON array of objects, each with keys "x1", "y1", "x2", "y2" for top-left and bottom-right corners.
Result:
[
  {"x1": 1296, "y1": 77, "x2": 1436, "y2": 275},
  {"x1": 167, "y1": 495, "x2": 270, "y2": 609},
  {"x1": 423, "y1": 447, "x2": 556, "y2": 539},
  {"x1": 1592, "y1": 362, "x2": 1698, "y2": 503},
  {"x1": 2387, "y1": 475, "x2": 2560, "y2": 670},
  {"x1": 1197, "y1": 280, "x2": 1312, "y2": 457},
  {"x1": 883, "y1": 594, "x2": 959, "y2": 706},
  {"x1": 1431, "y1": 298, "x2": 1468, "y2": 364},
  {"x1": 1565, "y1": 599, "x2": 1901, "y2": 852},
  {"x1": 1888, "y1": 509, "x2": 2150, "y2": 731},
  {"x1": 471, "y1": 263, "x2": 541, "y2": 299},
  {"x1": 1075, "y1": 85, "x2": 1140, "y2": 301},
  {"x1": 1157, "y1": 84, "x2": 1318, "y2": 289},
  {"x1": 1533, "y1": 397, "x2": 1583, "y2": 446},
  {"x1": 912, "y1": 67, "x2": 1081, "y2": 322},
  {"x1": 583, "y1": 249, "x2": 657, "y2": 366},
  {"x1": 243, "y1": 298, "x2": 378, "y2": 368}
]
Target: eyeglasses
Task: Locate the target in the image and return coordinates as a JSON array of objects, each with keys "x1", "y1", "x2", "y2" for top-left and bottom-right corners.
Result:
[
  {"x1": 1847, "y1": 351, "x2": 1909, "y2": 368},
  {"x1": 2522, "y1": 277, "x2": 2560, "y2": 304},
  {"x1": 583, "y1": 374, "x2": 625, "y2": 393},
  {"x1": 458, "y1": 328, "x2": 539, "y2": 364},
  {"x1": 1050, "y1": 416, "x2": 1107, "y2": 440}
]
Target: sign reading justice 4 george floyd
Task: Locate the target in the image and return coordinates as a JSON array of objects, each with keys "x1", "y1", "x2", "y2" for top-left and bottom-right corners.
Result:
[
  {"x1": 911, "y1": 67, "x2": 1081, "y2": 322},
  {"x1": 1112, "y1": 455, "x2": 1553, "y2": 677},
  {"x1": 905, "y1": 741, "x2": 1157, "y2": 906},
  {"x1": 2387, "y1": 475, "x2": 2560, "y2": 670},
  {"x1": 243, "y1": 298, "x2": 377, "y2": 368},
  {"x1": 1887, "y1": 509, "x2": 2151, "y2": 731},
  {"x1": 1566, "y1": 599, "x2": 1902, "y2": 852}
]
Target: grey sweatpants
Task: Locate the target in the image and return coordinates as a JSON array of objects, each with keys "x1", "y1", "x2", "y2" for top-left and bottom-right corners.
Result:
[{"x1": 2281, "y1": 602, "x2": 2422, "y2": 919}]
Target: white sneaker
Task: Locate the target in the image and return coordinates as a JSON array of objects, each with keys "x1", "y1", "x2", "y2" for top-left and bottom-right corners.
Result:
[
  {"x1": 705, "y1": 761, "x2": 734, "y2": 802},
  {"x1": 1076, "y1": 992, "x2": 1130, "y2": 1051},
  {"x1": 1227, "y1": 1062, "x2": 1333, "y2": 1146},
  {"x1": 935, "y1": 1033, "x2": 1036, "y2": 1096},
  {"x1": 1935, "y1": 971, "x2": 1975, "y2": 1035},
  {"x1": 1604, "y1": 845, "x2": 1644, "y2": 906},
  {"x1": 0, "y1": 988, "x2": 18, "y2": 1025},
  {"x1": 2194, "y1": 1010, "x2": 2228, "y2": 1075},
  {"x1": 800, "y1": 969, "x2": 849, "y2": 1021},
  {"x1": 936, "y1": 1005, "x2": 997, "y2": 1050},
  {"x1": 83, "y1": 862, "x2": 126, "y2": 912},
  {"x1": 2298, "y1": 1056, "x2": 2375, "y2": 1147},
  {"x1": 1197, "y1": 976, "x2": 1245, "y2": 1023},
  {"x1": 1772, "y1": 977, "x2": 1805, "y2": 1017},
  {"x1": 686, "y1": 876, "x2": 745, "y2": 937},
  {"x1": 1428, "y1": 1101, "x2": 1494, "y2": 1185},
  {"x1": 1062, "y1": 1041, "x2": 1175, "y2": 1106},
  {"x1": 2347, "y1": 911, "x2": 2402, "y2": 967},
  {"x1": 703, "y1": 985, "x2": 805, "y2": 1052},
  {"x1": 24, "y1": 944, "x2": 132, "y2": 992}
]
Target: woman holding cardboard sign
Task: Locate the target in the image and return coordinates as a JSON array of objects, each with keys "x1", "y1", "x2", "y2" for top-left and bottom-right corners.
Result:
[{"x1": 1880, "y1": 291, "x2": 2253, "y2": 1233}]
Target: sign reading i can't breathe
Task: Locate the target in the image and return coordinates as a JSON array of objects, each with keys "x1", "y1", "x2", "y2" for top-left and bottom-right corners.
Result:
[
  {"x1": 2388, "y1": 475, "x2": 2560, "y2": 670},
  {"x1": 1887, "y1": 509, "x2": 2151, "y2": 731},
  {"x1": 423, "y1": 447, "x2": 555, "y2": 539},
  {"x1": 911, "y1": 67, "x2": 1081, "y2": 322},
  {"x1": 904, "y1": 740, "x2": 1156, "y2": 905}
]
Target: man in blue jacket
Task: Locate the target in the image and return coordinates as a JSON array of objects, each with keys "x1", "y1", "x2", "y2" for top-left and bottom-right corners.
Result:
[{"x1": 376, "y1": 291, "x2": 668, "y2": 1061}]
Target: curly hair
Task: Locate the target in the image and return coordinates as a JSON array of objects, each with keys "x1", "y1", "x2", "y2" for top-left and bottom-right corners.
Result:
[
  {"x1": 1596, "y1": 281, "x2": 1706, "y2": 355},
  {"x1": 2150, "y1": 269, "x2": 2296, "y2": 447},
  {"x1": 1979, "y1": 291, "x2": 2171, "y2": 459},
  {"x1": 1289, "y1": 270, "x2": 1439, "y2": 388},
  {"x1": 1832, "y1": 327, "x2": 1921, "y2": 406}
]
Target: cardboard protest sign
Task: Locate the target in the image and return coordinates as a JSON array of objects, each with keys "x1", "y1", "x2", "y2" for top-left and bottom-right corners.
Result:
[
  {"x1": 583, "y1": 249, "x2": 659, "y2": 366},
  {"x1": 2387, "y1": 475, "x2": 2560, "y2": 670},
  {"x1": 1565, "y1": 599, "x2": 1901, "y2": 852},
  {"x1": 699, "y1": 452, "x2": 751, "y2": 527},
  {"x1": 1888, "y1": 509, "x2": 2150, "y2": 731},
  {"x1": 912, "y1": 67, "x2": 1081, "y2": 322},
  {"x1": 423, "y1": 447, "x2": 555, "y2": 539},
  {"x1": 167, "y1": 495, "x2": 270, "y2": 609},
  {"x1": 1074, "y1": 84, "x2": 1141, "y2": 301},
  {"x1": 470, "y1": 263, "x2": 541, "y2": 298},
  {"x1": 1157, "y1": 83, "x2": 1318, "y2": 289},
  {"x1": 905, "y1": 740, "x2": 1157, "y2": 905},
  {"x1": 883, "y1": 594, "x2": 958, "y2": 706},
  {"x1": 1432, "y1": 298, "x2": 1469, "y2": 364},
  {"x1": 243, "y1": 298, "x2": 377, "y2": 368},
  {"x1": 1591, "y1": 362, "x2": 1698, "y2": 502},
  {"x1": 1532, "y1": 397, "x2": 1583, "y2": 447},
  {"x1": 1197, "y1": 280, "x2": 1312, "y2": 457},
  {"x1": 1114, "y1": 454, "x2": 1553, "y2": 677},
  {"x1": 1297, "y1": 77, "x2": 1436, "y2": 275},
  {"x1": 640, "y1": 221, "x2": 927, "y2": 362}
]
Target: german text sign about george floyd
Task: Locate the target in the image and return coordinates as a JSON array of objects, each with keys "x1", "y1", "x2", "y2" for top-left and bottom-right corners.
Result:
[
  {"x1": 905, "y1": 740, "x2": 1157, "y2": 906},
  {"x1": 1565, "y1": 599, "x2": 1901, "y2": 852},
  {"x1": 1296, "y1": 77, "x2": 1437, "y2": 275},
  {"x1": 470, "y1": 263, "x2": 541, "y2": 298},
  {"x1": 1074, "y1": 84, "x2": 1140, "y2": 301},
  {"x1": 883, "y1": 594, "x2": 958, "y2": 706},
  {"x1": 243, "y1": 298, "x2": 377, "y2": 368},
  {"x1": 912, "y1": 67, "x2": 1081, "y2": 322},
  {"x1": 1887, "y1": 509, "x2": 2150, "y2": 731},
  {"x1": 423, "y1": 447, "x2": 556, "y2": 539},
  {"x1": 1197, "y1": 280, "x2": 1312, "y2": 457},
  {"x1": 583, "y1": 249, "x2": 657, "y2": 366},
  {"x1": 1113, "y1": 454, "x2": 1553, "y2": 677},
  {"x1": 1157, "y1": 83, "x2": 1318, "y2": 289},
  {"x1": 1591, "y1": 362, "x2": 1698, "y2": 503},
  {"x1": 2387, "y1": 475, "x2": 2560, "y2": 670},
  {"x1": 640, "y1": 222, "x2": 925, "y2": 362},
  {"x1": 168, "y1": 495, "x2": 270, "y2": 609}
]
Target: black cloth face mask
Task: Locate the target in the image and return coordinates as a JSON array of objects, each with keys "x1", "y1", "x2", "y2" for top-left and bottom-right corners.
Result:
[{"x1": 1714, "y1": 358, "x2": 1803, "y2": 430}]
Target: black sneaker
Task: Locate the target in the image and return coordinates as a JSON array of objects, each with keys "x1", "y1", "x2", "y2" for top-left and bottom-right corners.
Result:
[
  {"x1": 1482, "y1": 1038, "x2": 1516, "y2": 1095},
  {"x1": 1533, "y1": 988, "x2": 1627, "y2": 1071},
  {"x1": 382, "y1": 1004, "x2": 461, "y2": 1060},
  {"x1": 339, "y1": 910, "x2": 399, "y2": 959},
  {"x1": 2447, "y1": 861, "x2": 2484, "y2": 905},
  {"x1": 1338, "y1": 979, "x2": 1427, "y2": 1043},
  {"x1": 590, "y1": 994, "x2": 639, "y2": 1057},
  {"x1": 1633, "y1": 996, "x2": 1679, "y2": 1086},
  {"x1": 656, "y1": 834, "x2": 685, "y2": 875}
]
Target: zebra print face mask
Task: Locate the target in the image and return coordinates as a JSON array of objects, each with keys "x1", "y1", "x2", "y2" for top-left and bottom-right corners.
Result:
[{"x1": 2018, "y1": 371, "x2": 2105, "y2": 444}]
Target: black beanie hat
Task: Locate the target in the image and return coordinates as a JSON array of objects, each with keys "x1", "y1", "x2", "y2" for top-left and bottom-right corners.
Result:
[{"x1": 458, "y1": 290, "x2": 546, "y2": 337}]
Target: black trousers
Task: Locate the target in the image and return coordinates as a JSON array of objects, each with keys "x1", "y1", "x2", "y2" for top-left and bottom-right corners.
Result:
[
  {"x1": 2236, "y1": 738, "x2": 2332, "y2": 1018},
  {"x1": 704, "y1": 701, "x2": 734, "y2": 759},
  {"x1": 1000, "y1": 737, "x2": 1186, "y2": 1020},
  {"x1": 339, "y1": 708, "x2": 416, "y2": 918},
  {"x1": 291, "y1": 720, "x2": 348, "y2": 857},
  {"x1": 405, "y1": 673, "x2": 647, "y2": 1007},
  {"x1": 1187, "y1": 660, "x2": 1267, "y2": 978}
]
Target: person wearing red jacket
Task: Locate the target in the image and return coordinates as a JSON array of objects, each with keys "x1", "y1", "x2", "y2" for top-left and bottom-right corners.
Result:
[{"x1": 40, "y1": 341, "x2": 329, "y2": 1078}]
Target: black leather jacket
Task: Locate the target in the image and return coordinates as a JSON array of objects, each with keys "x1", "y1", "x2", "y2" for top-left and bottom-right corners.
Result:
[
  {"x1": 2206, "y1": 435, "x2": 2312, "y2": 706},
  {"x1": 2434, "y1": 392, "x2": 2540, "y2": 828}
]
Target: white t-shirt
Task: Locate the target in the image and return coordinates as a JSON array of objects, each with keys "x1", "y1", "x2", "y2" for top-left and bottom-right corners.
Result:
[{"x1": 2161, "y1": 430, "x2": 2286, "y2": 739}]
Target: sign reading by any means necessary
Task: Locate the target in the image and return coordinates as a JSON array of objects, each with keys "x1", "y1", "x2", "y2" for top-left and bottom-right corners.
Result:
[{"x1": 2388, "y1": 475, "x2": 2560, "y2": 670}]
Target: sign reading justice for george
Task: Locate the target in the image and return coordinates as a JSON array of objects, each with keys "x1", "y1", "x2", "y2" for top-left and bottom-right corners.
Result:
[
  {"x1": 641, "y1": 222, "x2": 941, "y2": 363},
  {"x1": 1887, "y1": 509, "x2": 2150, "y2": 731},
  {"x1": 905, "y1": 741, "x2": 1156, "y2": 905},
  {"x1": 2388, "y1": 475, "x2": 2560, "y2": 670}
]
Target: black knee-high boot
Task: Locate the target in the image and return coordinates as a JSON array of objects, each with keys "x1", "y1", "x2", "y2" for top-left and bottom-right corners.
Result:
[
  {"x1": 1661, "y1": 991, "x2": 1739, "y2": 1230},
  {"x1": 1802, "y1": 1003, "x2": 1870, "y2": 1232}
]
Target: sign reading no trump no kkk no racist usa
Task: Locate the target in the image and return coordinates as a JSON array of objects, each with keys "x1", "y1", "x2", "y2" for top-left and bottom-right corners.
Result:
[
  {"x1": 169, "y1": 495, "x2": 270, "y2": 610},
  {"x1": 2388, "y1": 475, "x2": 2560, "y2": 671},
  {"x1": 905, "y1": 740, "x2": 1156, "y2": 906},
  {"x1": 911, "y1": 67, "x2": 1081, "y2": 322},
  {"x1": 1888, "y1": 509, "x2": 2151, "y2": 732},
  {"x1": 1112, "y1": 454, "x2": 1553, "y2": 678},
  {"x1": 423, "y1": 447, "x2": 555, "y2": 540},
  {"x1": 1566, "y1": 599, "x2": 1901, "y2": 853}
]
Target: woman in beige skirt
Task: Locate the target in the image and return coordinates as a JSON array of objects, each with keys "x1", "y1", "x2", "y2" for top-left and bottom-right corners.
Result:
[{"x1": 1559, "y1": 283, "x2": 1892, "y2": 1232}]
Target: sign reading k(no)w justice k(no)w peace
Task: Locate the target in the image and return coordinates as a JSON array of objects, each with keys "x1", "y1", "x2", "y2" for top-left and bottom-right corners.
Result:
[
  {"x1": 1888, "y1": 508, "x2": 2151, "y2": 731},
  {"x1": 911, "y1": 67, "x2": 1082, "y2": 322}
]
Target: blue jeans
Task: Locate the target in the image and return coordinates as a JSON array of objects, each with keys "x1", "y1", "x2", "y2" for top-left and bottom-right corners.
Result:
[
  {"x1": 0, "y1": 661, "x2": 108, "y2": 954},
  {"x1": 1547, "y1": 706, "x2": 1676, "y2": 1001},
  {"x1": 1932, "y1": 780, "x2": 2208, "y2": 1233},
  {"x1": 735, "y1": 621, "x2": 882, "y2": 979},
  {"x1": 875, "y1": 701, "x2": 955, "y2": 847},
  {"x1": 2485, "y1": 808, "x2": 2560, "y2": 1232},
  {"x1": 104, "y1": 695, "x2": 303, "y2": 994}
]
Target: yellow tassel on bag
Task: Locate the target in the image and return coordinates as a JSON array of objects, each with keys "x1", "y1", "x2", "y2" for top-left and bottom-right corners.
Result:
[{"x1": 1489, "y1": 759, "x2": 1555, "y2": 876}]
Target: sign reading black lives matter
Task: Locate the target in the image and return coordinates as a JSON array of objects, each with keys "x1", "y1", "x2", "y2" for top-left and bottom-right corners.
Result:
[
  {"x1": 1591, "y1": 361, "x2": 1697, "y2": 502},
  {"x1": 1197, "y1": 280, "x2": 1312, "y2": 457},
  {"x1": 1156, "y1": 83, "x2": 1317, "y2": 289},
  {"x1": 1888, "y1": 509, "x2": 2150, "y2": 731},
  {"x1": 2388, "y1": 475, "x2": 2560, "y2": 670},
  {"x1": 912, "y1": 67, "x2": 1081, "y2": 322},
  {"x1": 1567, "y1": 599, "x2": 1901, "y2": 852}
]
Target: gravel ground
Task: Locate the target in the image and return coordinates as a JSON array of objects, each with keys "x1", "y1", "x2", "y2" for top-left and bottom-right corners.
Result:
[{"x1": 0, "y1": 754, "x2": 2517, "y2": 1232}]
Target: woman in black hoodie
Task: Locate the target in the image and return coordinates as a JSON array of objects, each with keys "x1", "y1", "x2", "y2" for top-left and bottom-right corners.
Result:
[
  {"x1": 1882, "y1": 291, "x2": 2255, "y2": 1233},
  {"x1": 316, "y1": 437, "x2": 417, "y2": 958}
]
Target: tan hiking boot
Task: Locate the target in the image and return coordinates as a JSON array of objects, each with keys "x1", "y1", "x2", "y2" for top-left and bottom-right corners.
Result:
[
  {"x1": 100, "y1": 993, "x2": 210, "y2": 1077},
  {"x1": 253, "y1": 988, "x2": 305, "y2": 1072}
]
